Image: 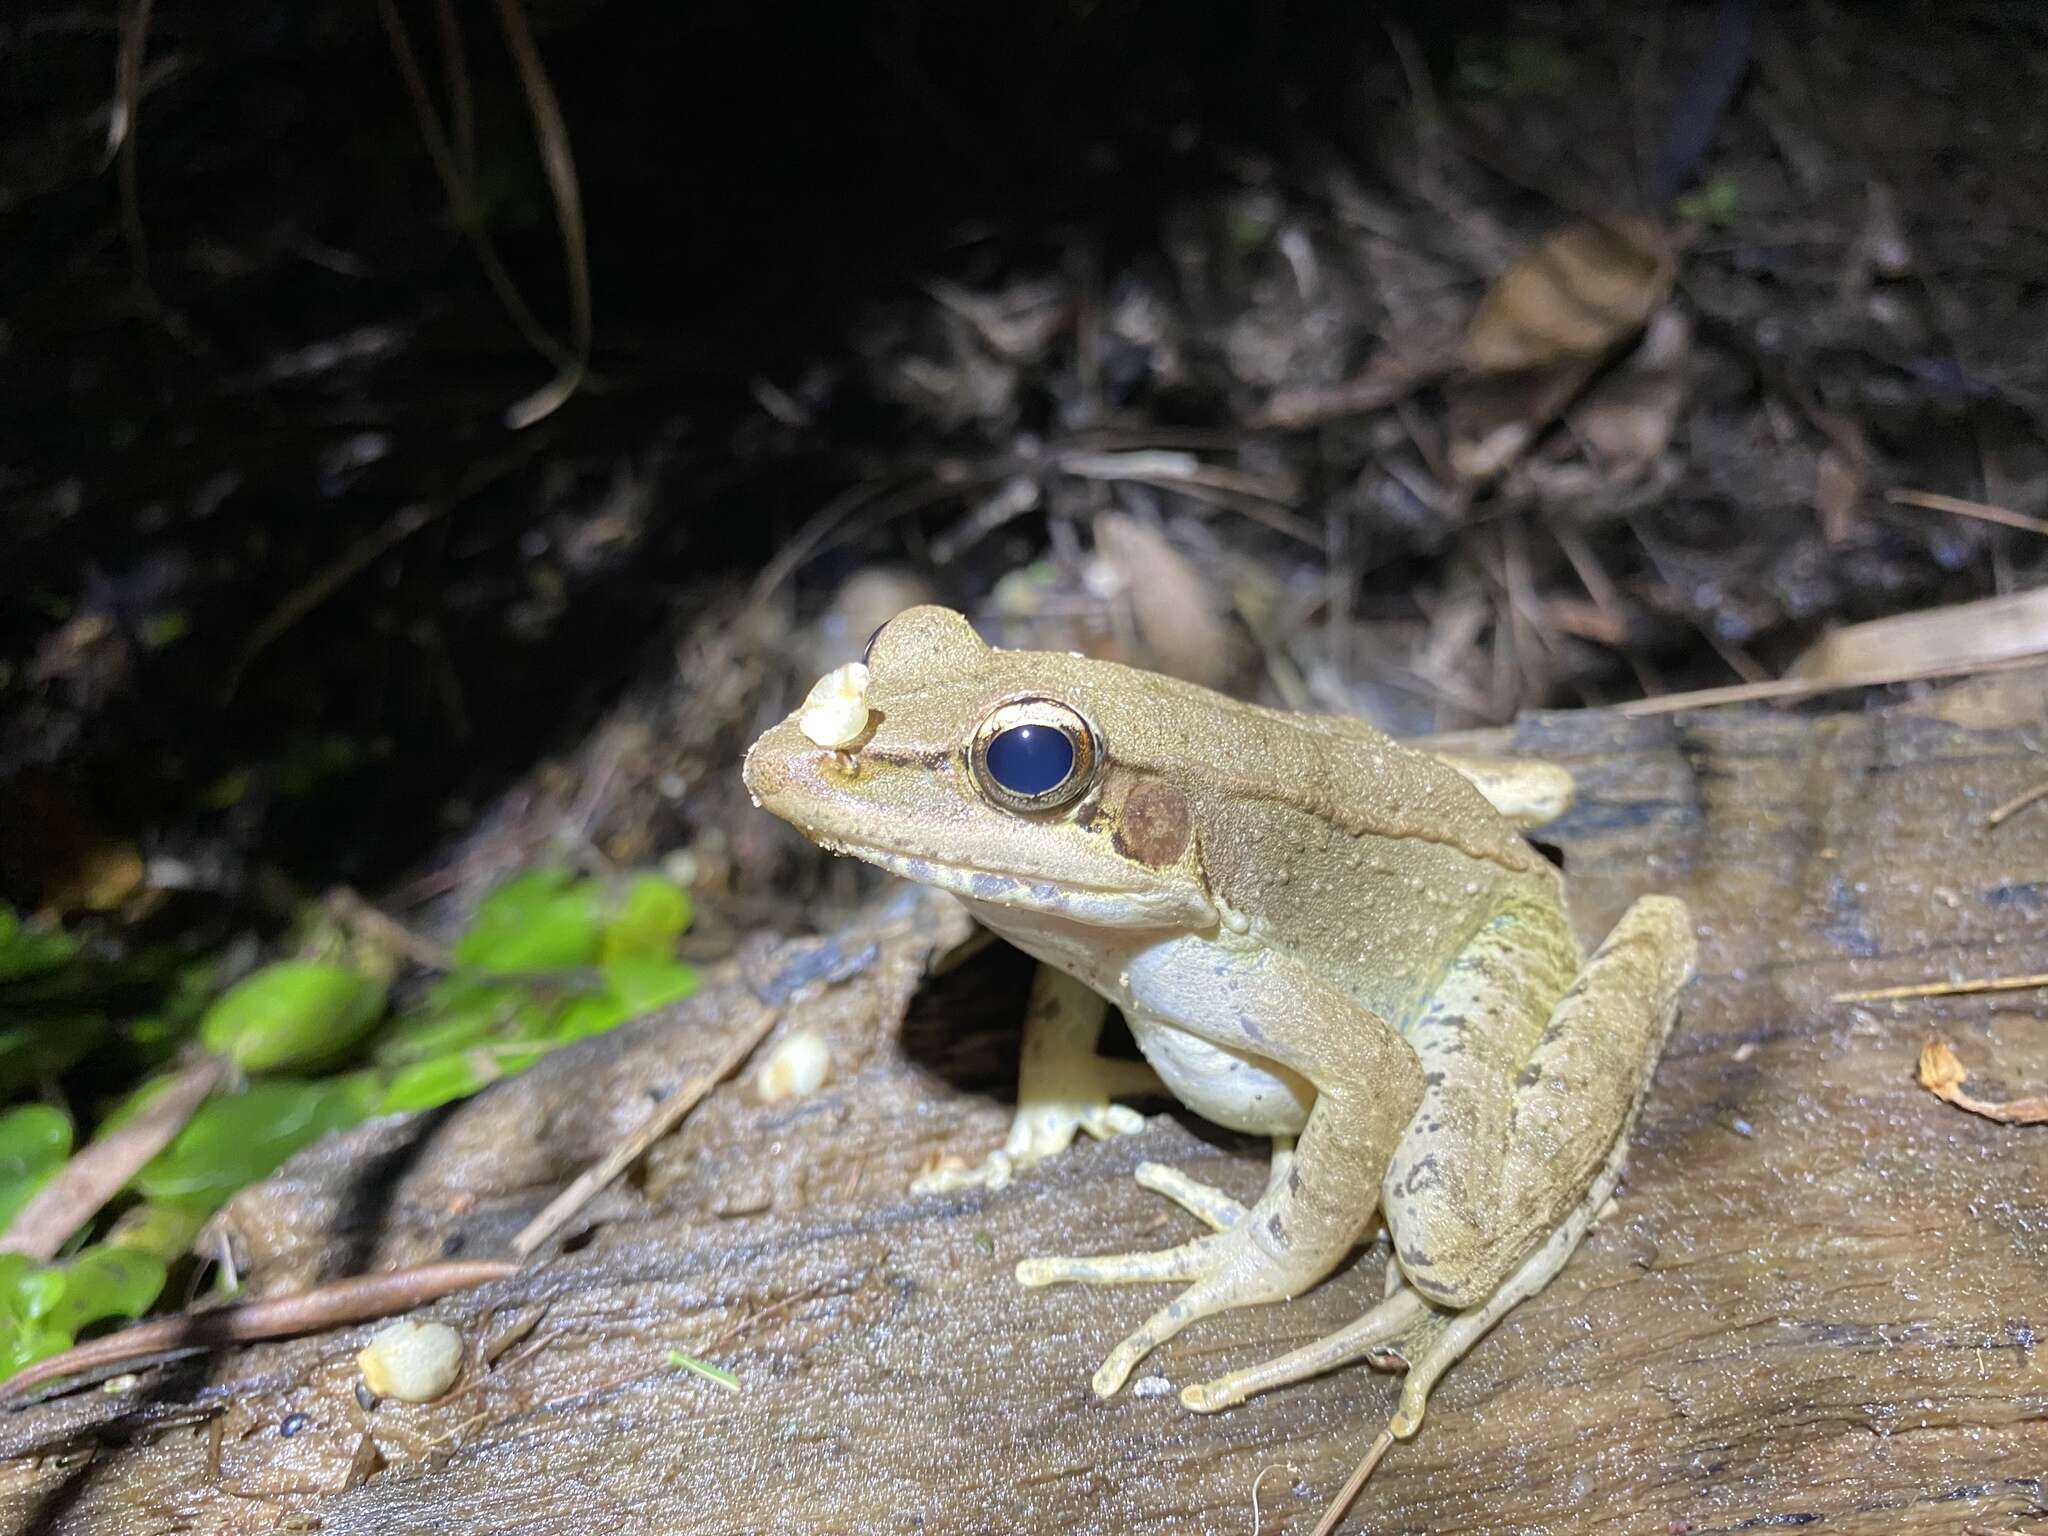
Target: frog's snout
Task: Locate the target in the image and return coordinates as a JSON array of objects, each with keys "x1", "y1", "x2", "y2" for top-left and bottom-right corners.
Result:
[
  {"x1": 741, "y1": 728, "x2": 791, "y2": 812},
  {"x1": 742, "y1": 717, "x2": 852, "y2": 825}
]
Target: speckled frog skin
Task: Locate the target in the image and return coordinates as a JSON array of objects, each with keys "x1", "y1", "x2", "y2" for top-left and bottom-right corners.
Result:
[{"x1": 743, "y1": 606, "x2": 1695, "y2": 1445}]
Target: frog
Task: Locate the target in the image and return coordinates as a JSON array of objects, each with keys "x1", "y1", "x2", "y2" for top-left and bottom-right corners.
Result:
[{"x1": 742, "y1": 604, "x2": 1696, "y2": 1466}]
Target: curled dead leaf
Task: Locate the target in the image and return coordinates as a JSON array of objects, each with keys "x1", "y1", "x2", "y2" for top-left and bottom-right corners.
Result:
[
  {"x1": 1458, "y1": 216, "x2": 1675, "y2": 376},
  {"x1": 1916, "y1": 1037, "x2": 2048, "y2": 1125}
]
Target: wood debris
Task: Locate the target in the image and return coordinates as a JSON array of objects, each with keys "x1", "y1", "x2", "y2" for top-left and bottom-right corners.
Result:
[{"x1": 1916, "y1": 1038, "x2": 2048, "y2": 1126}]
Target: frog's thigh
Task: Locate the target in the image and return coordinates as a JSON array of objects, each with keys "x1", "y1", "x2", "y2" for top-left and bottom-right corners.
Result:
[{"x1": 1388, "y1": 896, "x2": 1695, "y2": 1308}]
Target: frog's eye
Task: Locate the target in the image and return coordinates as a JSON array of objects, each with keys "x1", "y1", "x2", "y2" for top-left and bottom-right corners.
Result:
[{"x1": 970, "y1": 698, "x2": 1100, "y2": 814}]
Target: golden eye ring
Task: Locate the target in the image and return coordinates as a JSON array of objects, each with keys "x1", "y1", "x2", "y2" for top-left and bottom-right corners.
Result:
[{"x1": 969, "y1": 697, "x2": 1101, "y2": 814}]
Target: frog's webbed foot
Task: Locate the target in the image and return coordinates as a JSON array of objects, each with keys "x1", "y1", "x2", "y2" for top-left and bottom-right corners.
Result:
[
  {"x1": 1015, "y1": 1139, "x2": 1307, "y2": 1395},
  {"x1": 911, "y1": 1095, "x2": 1149, "y2": 1193},
  {"x1": 1185, "y1": 1103, "x2": 1640, "y2": 1434}
]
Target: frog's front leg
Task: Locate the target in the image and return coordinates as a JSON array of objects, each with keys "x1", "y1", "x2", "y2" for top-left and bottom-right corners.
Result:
[
  {"x1": 913, "y1": 965, "x2": 1157, "y2": 1193},
  {"x1": 1016, "y1": 938, "x2": 1421, "y2": 1395}
]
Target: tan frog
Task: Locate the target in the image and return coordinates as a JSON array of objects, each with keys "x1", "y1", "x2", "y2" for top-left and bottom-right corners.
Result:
[{"x1": 743, "y1": 606, "x2": 1694, "y2": 1473}]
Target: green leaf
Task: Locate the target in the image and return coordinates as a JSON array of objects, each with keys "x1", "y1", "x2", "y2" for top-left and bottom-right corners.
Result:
[
  {"x1": 599, "y1": 874, "x2": 692, "y2": 964},
  {"x1": 0, "y1": 909, "x2": 80, "y2": 983},
  {"x1": 42, "y1": 1247, "x2": 166, "y2": 1336},
  {"x1": 102, "y1": 1199, "x2": 213, "y2": 1263},
  {"x1": 379, "y1": 1043, "x2": 552, "y2": 1114},
  {"x1": 199, "y1": 961, "x2": 388, "y2": 1073},
  {"x1": 1675, "y1": 176, "x2": 1741, "y2": 228},
  {"x1": 0, "y1": 1016, "x2": 108, "y2": 1100},
  {"x1": 134, "y1": 1077, "x2": 379, "y2": 1204},
  {"x1": 378, "y1": 1054, "x2": 490, "y2": 1113},
  {"x1": 0, "y1": 1246, "x2": 167, "y2": 1382},
  {"x1": 452, "y1": 870, "x2": 603, "y2": 974},
  {"x1": 552, "y1": 956, "x2": 696, "y2": 1043},
  {"x1": 665, "y1": 1349, "x2": 739, "y2": 1391},
  {"x1": 374, "y1": 977, "x2": 550, "y2": 1066},
  {"x1": 0, "y1": 1105, "x2": 73, "y2": 1233}
]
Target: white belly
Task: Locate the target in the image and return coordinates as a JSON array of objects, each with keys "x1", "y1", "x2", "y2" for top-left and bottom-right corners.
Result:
[
  {"x1": 961, "y1": 897, "x2": 1316, "y2": 1137},
  {"x1": 1126, "y1": 1014, "x2": 1314, "y2": 1135}
]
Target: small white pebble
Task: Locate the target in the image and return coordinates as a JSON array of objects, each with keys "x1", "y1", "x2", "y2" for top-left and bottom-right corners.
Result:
[
  {"x1": 756, "y1": 1030, "x2": 832, "y2": 1103},
  {"x1": 797, "y1": 662, "x2": 871, "y2": 748},
  {"x1": 357, "y1": 1320, "x2": 464, "y2": 1402},
  {"x1": 1132, "y1": 1375, "x2": 1173, "y2": 1399}
]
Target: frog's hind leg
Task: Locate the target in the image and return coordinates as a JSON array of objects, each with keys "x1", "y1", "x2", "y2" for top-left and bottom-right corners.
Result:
[
  {"x1": 1181, "y1": 1109, "x2": 1628, "y2": 1419},
  {"x1": 1390, "y1": 894, "x2": 1695, "y2": 1316},
  {"x1": 1134, "y1": 1136, "x2": 1295, "y2": 1233},
  {"x1": 1181, "y1": 895, "x2": 1693, "y2": 1435}
]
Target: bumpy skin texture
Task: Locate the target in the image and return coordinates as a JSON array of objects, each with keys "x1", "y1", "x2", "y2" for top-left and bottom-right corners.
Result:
[{"x1": 743, "y1": 606, "x2": 1696, "y2": 1422}]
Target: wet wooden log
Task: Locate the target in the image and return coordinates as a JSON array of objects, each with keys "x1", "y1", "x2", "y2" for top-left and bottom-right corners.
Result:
[{"x1": 3, "y1": 675, "x2": 2045, "y2": 1534}]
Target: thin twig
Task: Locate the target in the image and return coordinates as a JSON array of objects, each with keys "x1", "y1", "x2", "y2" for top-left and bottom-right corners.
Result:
[
  {"x1": 1, "y1": 1260, "x2": 517, "y2": 1400},
  {"x1": 1888, "y1": 488, "x2": 2048, "y2": 538},
  {"x1": 326, "y1": 886, "x2": 457, "y2": 972},
  {"x1": 1055, "y1": 450, "x2": 1320, "y2": 545},
  {"x1": 1917, "y1": 1038, "x2": 2048, "y2": 1126},
  {"x1": 431, "y1": 0, "x2": 475, "y2": 186},
  {"x1": 220, "y1": 505, "x2": 430, "y2": 700},
  {"x1": 1311, "y1": 1428, "x2": 1398, "y2": 1536},
  {"x1": 1984, "y1": 779, "x2": 2048, "y2": 829},
  {"x1": 221, "y1": 433, "x2": 556, "y2": 700},
  {"x1": 374, "y1": 0, "x2": 581, "y2": 384},
  {"x1": 1618, "y1": 652, "x2": 2048, "y2": 717},
  {"x1": 0, "y1": 1055, "x2": 225, "y2": 1262},
  {"x1": 512, "y1": 1001, "x2": 780, "y2": 1257},
  {"x1": 491, "y1": 0, "x2": 593, "y2": 429},
  {"x1": 1832, "y1": 972, "x2": 2048, "y2": 1005},
  {"x1": 113, "y1": 0, "x2": 157, "y2": 312}
]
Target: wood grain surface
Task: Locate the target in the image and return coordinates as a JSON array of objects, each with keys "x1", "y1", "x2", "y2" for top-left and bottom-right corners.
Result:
[{"x1": 3, "y1": 678, "x2": 2044, "y2": 1535}]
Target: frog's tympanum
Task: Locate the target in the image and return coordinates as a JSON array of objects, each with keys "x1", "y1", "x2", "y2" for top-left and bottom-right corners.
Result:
[{"x1": 744, "y1": 606, "x2": 1695, "y2": 1460}]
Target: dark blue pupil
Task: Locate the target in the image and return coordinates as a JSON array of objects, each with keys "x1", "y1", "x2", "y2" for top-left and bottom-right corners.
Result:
[{"x1": 985, "y1": 725, "x2": 1075, "y2": 797}]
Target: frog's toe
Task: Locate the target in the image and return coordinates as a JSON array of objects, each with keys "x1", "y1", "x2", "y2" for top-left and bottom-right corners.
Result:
[
  {"x1": 1178, "y1": 1286, "x2": 1436, "y2": 1413},
  {"x1": 909, "y1": 1149, "x2": 1018, "y2": 1194},
  {"x1": 910, "y1": 1100, "x2": 1144, "y2": 1195},
  {"x1": 1005, "y1": 1093, "x2": 1146, "y2": 1164},
  {"x1": 1015, "y1": 1234, "x2": 1216, "y2": 1290},
  {"x1": 1133, "y1": 1161, "x2": 1246, "y2": 1231},
  {"x1": 1077, "y1": 1103, "x2": 1147, "y2": 1141},
  {"x1": 1085, "y1": 1238, "x2": 1308, "y2": 1395}
]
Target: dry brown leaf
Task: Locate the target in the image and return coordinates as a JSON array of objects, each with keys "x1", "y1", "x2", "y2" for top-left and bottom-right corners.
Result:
[
  {"x1": 1091, "y1": 513, "x2": 1232, "y2": 689},
  {"x1": 0, "y1": 770, "x2": 145, "y2": 914},
  {"x1": 1448, "y1": 360, "x2": 1601, "y2": 483},
  {"x1": 1570, "y1": 308, "x2": 1691, "y2": 475},
  {"x1": 1916, "y1": 1038, "x2": 2048, "y2": 1125},
  {"x1": 1458, "y1": 216, "x2": 1675, "y2": 376},
  {"x1": 1815, "y1": 444, "x2": 1864, "y2": 545},
  {"x1": 1786, "y1": 588, "x2": 2048, "y2": 683}
]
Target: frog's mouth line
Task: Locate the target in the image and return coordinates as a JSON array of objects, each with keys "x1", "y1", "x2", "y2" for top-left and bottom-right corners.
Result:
[{"x1": 813, "y1": 836, "x2": 1213, "y2": 930}]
